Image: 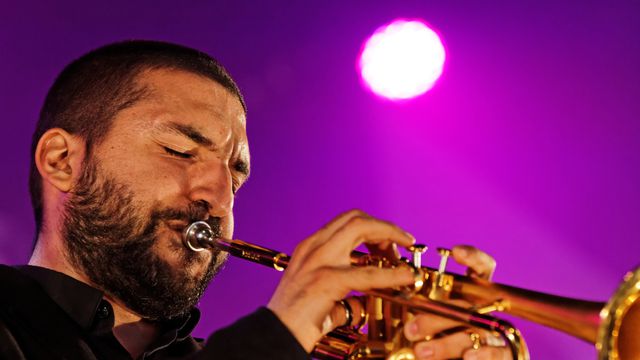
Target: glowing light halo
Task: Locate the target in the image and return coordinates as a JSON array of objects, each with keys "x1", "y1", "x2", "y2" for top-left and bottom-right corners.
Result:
[{"x1": 358, "y1": 19, "x2": 446, "y2": 100}]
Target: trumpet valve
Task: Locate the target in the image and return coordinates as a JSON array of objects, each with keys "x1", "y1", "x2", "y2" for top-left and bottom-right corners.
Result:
[{"x1": 426, "y1": 248, "x2": 454, "y2": 301}]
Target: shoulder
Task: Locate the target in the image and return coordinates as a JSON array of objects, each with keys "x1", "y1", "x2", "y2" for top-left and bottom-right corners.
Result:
[
  {"x1": 0, "y1": 315, "x2": 27, "y2": 359},
  {"x1": 0, "y1": 266, "x2": 31, "y2": 358}
]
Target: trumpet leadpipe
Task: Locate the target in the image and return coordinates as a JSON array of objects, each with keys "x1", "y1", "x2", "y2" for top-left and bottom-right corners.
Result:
[{"x1": 183, "y1": 220, "x2": 370, "y2": 270}]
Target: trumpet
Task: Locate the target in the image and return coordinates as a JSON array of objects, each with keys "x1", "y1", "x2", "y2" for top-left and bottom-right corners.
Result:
[{"x1": 184, "y1": 221, "x2": 640, "y2": 360}]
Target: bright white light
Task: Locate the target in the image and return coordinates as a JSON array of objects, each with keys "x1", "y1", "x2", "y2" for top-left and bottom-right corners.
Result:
[{"x1": 359, "y1": 19, "x2": 446, "y2": 100}]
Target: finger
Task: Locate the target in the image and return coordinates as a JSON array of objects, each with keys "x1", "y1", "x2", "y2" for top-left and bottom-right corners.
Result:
[
  {"x1": 330, "y1": 215, "x2": 415, "y2": 255},
  {"x1": 280, "y1": 265, "x2": 408, "y2": 294},
  {"x1": 304, "y1": 216, "x2": 415, "y2": 267},
  {"x1": 289, "y1": 209, "x2": 371, "y2": 270},
  {"x1": 334, "y1": 266, "x2": 415, "y2": 292},
  {"x1": 404, "y1": 300, "x2": 473, "y2": 341},
  {"x1": 463, "y1": 346, "x2": 512, "y2": 360},
  {"x1": 452, "y1": 245, "x2": 496, "y2": 280},
  {"x1": 312, "y1": 209, "x2": 371, "y2": 243},
  {"x1": 294, "y1": 209, "x2": 370, "y2": 256},
  {"x1": 412, "y1": 329, "x2": 498, "y2": 360},
  {"x1": 404, "y1": 314, "x2": 463, "y2": 342},
  {"x1": 309, "y1": 266, "x2": 414, "y2": 302},
  {"x1": 322, "y1": 296, "x2": 366, "y2": 334}
]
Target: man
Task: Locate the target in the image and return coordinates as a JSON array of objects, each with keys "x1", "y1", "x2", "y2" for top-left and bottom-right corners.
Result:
[{"x1": 0, "y1": 40, "x2": 512, "y2": 360}]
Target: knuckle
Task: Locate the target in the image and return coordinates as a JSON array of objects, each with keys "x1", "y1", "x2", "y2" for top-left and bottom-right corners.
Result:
[
  {"x1": 291, "y1": 240, "x2": 321, "y2": 263},
  {"x1": 333, "y1": 215, "x2": 368, "y2": 238},
  {"x1": 311, "y1": 267, "x2": 333, "y2": 283},
  {"x1": 346, "y1": 214, "x2": 370, "y2": 227},
  {"x1": 344, "y1": 208, "x2": 366, "y2": 217},
  {"x1": 354, "y1": 266, "x2": 376, "y2": 281},
  {"x1": 311, "y1": 266, "x2": 341, "y2": 287},
  {"x1": 292, "y1": 239, "x2": 311, "y2": 255}
]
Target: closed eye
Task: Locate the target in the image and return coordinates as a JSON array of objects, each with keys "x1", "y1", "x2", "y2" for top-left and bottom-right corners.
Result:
[{"x1": 163, "y1": 146, "x2": 193, "y2": 159}]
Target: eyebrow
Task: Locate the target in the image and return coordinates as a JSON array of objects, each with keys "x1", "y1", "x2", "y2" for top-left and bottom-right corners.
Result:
[
  {"x1": 159, "y1": 121, "x2": 251, "y2": 178},
  {"x1": 161, "y1": 121, "x2": 215, "y2": 148}
]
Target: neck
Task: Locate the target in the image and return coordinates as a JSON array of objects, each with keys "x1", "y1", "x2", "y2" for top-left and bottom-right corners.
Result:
[
  {"x1": 29, "y1": 230, "x2": 88, "y2": 285},
  {"x1": 30, "y1": 231, "x2": 162, "y2": 358}
]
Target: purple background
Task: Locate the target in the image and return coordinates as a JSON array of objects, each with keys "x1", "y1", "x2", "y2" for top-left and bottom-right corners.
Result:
[{"x1": 1, "y1": 1, "x2": 639, "y2": 358}]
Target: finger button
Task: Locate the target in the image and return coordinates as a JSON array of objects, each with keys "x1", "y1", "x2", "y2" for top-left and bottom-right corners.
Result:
[
  {"x1": 407, "y1": 244, "x2": 427, "y2": 268},
  {"x1": 437, "y1": 248, "x2": 451, "y2": 273}
]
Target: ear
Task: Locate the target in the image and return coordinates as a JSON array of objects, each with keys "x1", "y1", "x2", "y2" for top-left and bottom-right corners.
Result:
[{"x1": 34, "y1": 128, "x2": 84, "y2": 193}]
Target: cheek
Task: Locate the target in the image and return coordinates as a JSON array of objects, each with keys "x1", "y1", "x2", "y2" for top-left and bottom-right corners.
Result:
[
  {"x1": 119, "y1": 160, "x2": 189, "y2": 207},
  {"x1": 227, "y1": 216, "x2": 235, "y2": 239},
  {"x1": 96, "y1": 137, "x2": 190, "y2": 205}
]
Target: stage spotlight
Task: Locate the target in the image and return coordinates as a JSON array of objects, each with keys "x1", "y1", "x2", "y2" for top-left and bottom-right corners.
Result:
[{"x1": 358, "y1": 19, "x2": 446, "y2": 100}]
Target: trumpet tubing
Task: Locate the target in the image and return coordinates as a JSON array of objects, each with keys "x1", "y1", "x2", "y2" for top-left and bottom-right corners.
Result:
[{"x1": 184, "y1": 221, "x2": 640, "y2": 360}]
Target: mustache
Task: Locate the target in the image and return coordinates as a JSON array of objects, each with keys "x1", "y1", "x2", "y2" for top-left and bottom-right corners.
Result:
[{"x1": 152, "y1": 200, "x2": 223, "y2": 238}]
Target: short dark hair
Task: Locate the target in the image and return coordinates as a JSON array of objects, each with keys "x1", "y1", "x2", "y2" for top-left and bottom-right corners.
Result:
[{"x1": 29, "y1": 40, "x2": 246, "y2": 234}]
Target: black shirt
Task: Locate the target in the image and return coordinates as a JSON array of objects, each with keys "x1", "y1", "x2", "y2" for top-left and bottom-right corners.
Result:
[{"x1": 0, "y1": 264, "x2": 309, "y2": 360}]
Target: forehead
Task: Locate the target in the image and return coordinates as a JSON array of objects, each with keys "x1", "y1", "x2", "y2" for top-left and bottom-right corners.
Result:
[
  {"x1": 109, "y1": 68, "x2": 248, "y2": 152},
  {"x1": 139, "y1": 67, "x2": 245, "y2": 124}
]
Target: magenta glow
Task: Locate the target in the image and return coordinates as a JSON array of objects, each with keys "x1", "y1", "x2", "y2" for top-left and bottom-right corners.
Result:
[{"x1": 358, "y1": 19, "x2": 446, "y2": 100}]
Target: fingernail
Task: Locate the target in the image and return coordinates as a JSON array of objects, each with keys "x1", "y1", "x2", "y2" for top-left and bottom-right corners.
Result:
[
  {"x1": 405, "y1": 231, "x2": 416, "y2": 242},
  {"x1": 415, "y1": 343, "x2": 434, "y2": 359},
  {"x1": 406, "y1": 320, "x2": 418, "y2": 337}
]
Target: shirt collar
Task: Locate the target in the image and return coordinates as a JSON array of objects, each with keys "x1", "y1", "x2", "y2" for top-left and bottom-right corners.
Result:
[
  {"x1": 17, "y1": 265, "x2": 200, "y2": 338},
  {"x1": 18, "y1": 265, "x2": 104, "y2": 329}
]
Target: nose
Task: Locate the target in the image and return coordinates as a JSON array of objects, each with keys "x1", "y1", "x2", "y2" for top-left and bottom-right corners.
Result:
[{"x1": 187, "y1": 160, "x2": 234, "y2": 219}]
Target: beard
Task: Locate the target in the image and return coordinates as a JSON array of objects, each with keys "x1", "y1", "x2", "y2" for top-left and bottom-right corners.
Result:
[{"x1": 61, "y1": 158, "x2": 227, "y2": 321}]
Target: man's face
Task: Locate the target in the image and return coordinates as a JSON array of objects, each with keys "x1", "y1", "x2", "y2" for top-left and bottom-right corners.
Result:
[{"x1": 62, "y1": 68, "x2": 250, "y2": 320}]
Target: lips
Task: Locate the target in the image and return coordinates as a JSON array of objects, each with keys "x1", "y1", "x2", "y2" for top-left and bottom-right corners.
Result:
[{"x1": 164, "y1": 218, "x2": 224, "y2": 242}]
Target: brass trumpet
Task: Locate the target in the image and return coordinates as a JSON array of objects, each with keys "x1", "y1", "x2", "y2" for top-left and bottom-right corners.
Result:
[{"x1": 184, "y1": 221, "x2": 640, "y2": 360}]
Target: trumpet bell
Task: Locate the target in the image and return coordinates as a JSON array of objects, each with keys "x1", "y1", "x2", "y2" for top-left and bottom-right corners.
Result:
[{"x1": 598, "y1": 266, "x2": 640, "y2": 360}]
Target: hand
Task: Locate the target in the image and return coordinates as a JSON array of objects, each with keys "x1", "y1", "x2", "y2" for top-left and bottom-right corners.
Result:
[
  {"x1": 403, "y1": 245, "x2": 513, "y2": 360},
  {"x1": 267, "y1": 209, "x2": 416, "y2": 352}
]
